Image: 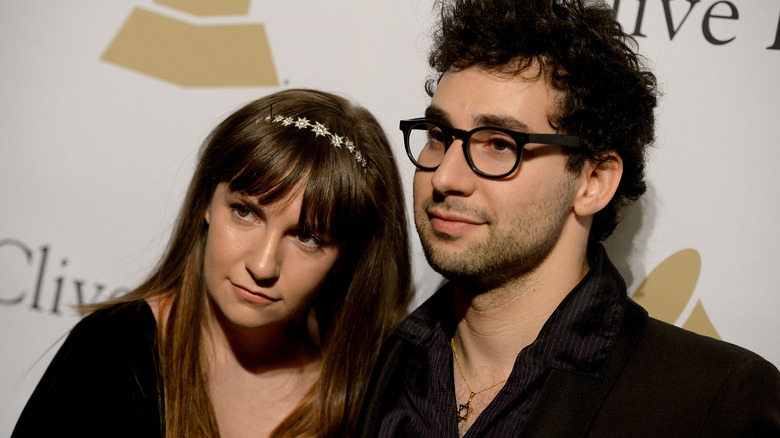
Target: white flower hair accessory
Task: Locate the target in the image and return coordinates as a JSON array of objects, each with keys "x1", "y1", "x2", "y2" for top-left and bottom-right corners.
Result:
[{"x1": 262, "y1": 114, "x2": 367, "y2": 169}]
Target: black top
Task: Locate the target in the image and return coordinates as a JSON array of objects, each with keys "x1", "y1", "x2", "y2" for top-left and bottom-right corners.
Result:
[
  {"x1": 367, "y1": 244, "x2": 627, "y2": 437},
  {"x1": 12, "y1": 300, "x2": 162, "y2": 438},
  {"x1": 357, "y1": 244, "x2": 780, "y2": 437}
]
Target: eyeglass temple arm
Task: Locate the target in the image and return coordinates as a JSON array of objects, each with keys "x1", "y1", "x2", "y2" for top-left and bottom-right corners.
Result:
[{"x1": 526, "y1": 133, "x2": 581, "y2": 148}]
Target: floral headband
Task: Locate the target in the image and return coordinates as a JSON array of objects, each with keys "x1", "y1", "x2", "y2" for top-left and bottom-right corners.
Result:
[{"x1": 262, "y1": 114, "x2": 367, "y2": 169}]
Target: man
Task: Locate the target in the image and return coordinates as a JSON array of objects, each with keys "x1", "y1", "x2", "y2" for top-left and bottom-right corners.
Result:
[{"x1": 357, "y1": 0, "x2": 780, "y2": 436}]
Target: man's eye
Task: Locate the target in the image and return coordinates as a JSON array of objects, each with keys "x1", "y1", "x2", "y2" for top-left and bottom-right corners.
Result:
[
  {"x1": 427, "y1": 126, "x2": 446, "y2": 143},
  {"x1": 472, "y1": 131, "x2": 518, "y2": 155},
  {"x1": 490, "y1": 138, "x2": 516, "y2": 152}
]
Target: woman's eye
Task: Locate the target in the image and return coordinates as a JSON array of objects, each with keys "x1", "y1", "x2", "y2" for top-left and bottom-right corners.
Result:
[
  {"x1": 296, "y1": 232, "x2": 323, "y2": 248},
  {"x1": 232, "y1": 205, "x2": 255, "y2": 220}
]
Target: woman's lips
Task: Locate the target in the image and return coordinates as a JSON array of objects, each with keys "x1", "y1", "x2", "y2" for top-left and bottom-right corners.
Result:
[{"x1": 231, "y1": 282, "x2": 280, "y2": 304}]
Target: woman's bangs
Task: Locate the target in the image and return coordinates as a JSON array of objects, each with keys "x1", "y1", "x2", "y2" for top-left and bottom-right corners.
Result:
[
  {"x1": 226, "y1": 128, "x2": 312, "y2": 204},
  {"x1": 299, "y1": 144, "x2": 371, "y2": 245},
  {"x1": 221, "y1": 124, "x2": 371, "y2": 245}
]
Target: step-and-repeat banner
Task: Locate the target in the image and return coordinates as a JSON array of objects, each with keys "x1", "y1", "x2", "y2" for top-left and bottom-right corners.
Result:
[{"x1": 2, "y1": 1, "x2": 778, "y2": 433}]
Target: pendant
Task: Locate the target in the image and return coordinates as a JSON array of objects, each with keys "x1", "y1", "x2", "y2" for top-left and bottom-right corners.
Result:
[{"x1": 456, "y1": 393, "x2": 476, "y2": 423}]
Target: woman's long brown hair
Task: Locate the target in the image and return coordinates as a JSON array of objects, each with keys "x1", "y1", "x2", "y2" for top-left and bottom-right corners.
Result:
[{"x1": 91, "y1": 89, "x2": 412, "y2": 437}]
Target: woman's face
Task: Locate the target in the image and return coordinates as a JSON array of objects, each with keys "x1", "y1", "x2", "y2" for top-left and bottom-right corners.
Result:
[{"x1": 203, "y1": 182, "x2": 342, "y2": 331}]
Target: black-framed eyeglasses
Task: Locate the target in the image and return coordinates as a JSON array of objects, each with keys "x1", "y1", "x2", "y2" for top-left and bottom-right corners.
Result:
[{"x1": 399, "y1": 118, "x2": 582, "y2": 178}]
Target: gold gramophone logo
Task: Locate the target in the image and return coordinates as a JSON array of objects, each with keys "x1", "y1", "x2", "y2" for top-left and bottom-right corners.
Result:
[
  {"x1": 102, "y1": 0, "x2": 278, "y2": 87},
  {"x1": 632, "y1": 249, "x2": 720, "y2": 339}
]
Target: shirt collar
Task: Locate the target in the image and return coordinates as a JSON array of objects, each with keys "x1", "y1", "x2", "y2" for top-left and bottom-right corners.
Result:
[
  {"x1": 521, "y1": 243, "x2": 627, "y2": 377},
  {"x1": 396, "y1": 243, "x2": 627, "y2": 378}
]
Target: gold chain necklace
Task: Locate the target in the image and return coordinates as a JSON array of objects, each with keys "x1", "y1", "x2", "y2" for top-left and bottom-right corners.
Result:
[{"x1": 451, "y1": 338, "x2": 508, "y2": 423}]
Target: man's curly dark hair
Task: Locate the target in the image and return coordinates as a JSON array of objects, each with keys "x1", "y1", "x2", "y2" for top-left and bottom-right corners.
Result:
[{"x1": 426, "y1": 0, "x2": 658, "y2": 242}]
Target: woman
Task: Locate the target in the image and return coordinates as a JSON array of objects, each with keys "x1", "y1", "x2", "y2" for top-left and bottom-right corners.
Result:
[{"x1": 12, "y1": 89, "x2": 412, "y2": 438}]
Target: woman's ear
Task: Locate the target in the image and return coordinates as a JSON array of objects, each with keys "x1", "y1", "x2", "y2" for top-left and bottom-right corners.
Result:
[
  {"x1": 204, "y1": 204, "x2": 211, "y2": 225},
  {"x1": 573, "y1": 152, "x2": 623, "y2": 217}
]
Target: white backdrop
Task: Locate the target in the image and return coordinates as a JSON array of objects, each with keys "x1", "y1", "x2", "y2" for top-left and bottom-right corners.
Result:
[{"x1": 1, "y1": 1, "x2": 778, "y2": 434}]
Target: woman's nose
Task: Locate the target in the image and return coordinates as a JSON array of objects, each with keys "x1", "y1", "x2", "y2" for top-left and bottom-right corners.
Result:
[{"x1": 245, "y1": 233, "x2": 282, "y2": 282}]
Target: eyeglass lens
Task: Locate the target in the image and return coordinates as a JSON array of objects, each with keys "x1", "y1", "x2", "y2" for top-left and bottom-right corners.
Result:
[{"x1": 406, "y1": 122, "x2": 519, "y2": 176}]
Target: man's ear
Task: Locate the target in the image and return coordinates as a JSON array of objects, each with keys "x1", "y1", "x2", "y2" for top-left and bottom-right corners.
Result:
[{"x1": 573, "y1": 152, "x2": 623, "y2": 217}]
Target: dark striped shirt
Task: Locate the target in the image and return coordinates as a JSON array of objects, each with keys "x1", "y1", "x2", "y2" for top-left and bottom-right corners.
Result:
[{"x1": 377, "y1": 244, "x2": 627, "y2": 437}]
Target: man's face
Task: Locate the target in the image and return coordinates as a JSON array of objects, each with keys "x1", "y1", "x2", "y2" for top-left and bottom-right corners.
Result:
[{"x1": 413, "y1": 65, "x2": 578, "y2": 292}]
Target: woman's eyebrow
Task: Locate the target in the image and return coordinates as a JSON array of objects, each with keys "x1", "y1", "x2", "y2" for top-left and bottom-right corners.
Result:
[{"x1": 228, "y1": 190, "x2": 255, "y2": 204}]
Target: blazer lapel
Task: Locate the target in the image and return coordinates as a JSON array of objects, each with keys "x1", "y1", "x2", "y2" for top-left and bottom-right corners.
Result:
[{"x1": 518, "y1": 300, "x2": 647, "y2": 437}]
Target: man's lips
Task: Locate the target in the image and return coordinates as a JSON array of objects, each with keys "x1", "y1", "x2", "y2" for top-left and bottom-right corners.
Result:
[
  {"x1": 231, "y1": 282, "x2": 280, "y2": 303},
  {"x1": 427, "y1": 208, "x2": 484, "y2": 234}
]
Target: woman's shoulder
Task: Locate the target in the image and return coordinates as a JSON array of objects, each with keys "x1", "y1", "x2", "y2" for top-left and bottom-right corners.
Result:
[
  {"x1": 61, "y1": 299, "x2": 158, "y2": 365},
  {"x1": 74, "y1": 300, "x2": 156, "y2": 340},
  {"x1": 42, "y1": 299, "x2": 160, "y2": 396},
  {"x1": 12, "y1": 302, "x2": 162, "y2": 437}
]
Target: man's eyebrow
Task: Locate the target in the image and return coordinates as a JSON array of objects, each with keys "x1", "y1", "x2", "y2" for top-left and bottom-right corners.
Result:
[
  {"x1": 424, "y1": 106, "x2": 450, "y2": 124},
  {"x1": 476, "y1": 114, "x2": 531, "y2": 132},
  {"x1": 424, "y1": 105, "x2": 532, "y2": 132}
]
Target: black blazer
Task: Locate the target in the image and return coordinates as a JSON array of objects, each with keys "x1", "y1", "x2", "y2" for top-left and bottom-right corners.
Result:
[{"x1": 357, "y1": 300, "x2": 780, "y2": 437}]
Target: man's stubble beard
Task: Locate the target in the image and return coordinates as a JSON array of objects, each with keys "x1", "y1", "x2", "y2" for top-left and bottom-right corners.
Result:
[{"x1": 415, "y1": 176, "x2": 577, "y2": 294}]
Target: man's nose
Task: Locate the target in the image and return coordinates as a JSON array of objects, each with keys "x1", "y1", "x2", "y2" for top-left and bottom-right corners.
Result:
[{"x1": 429, "y1": 139, "x2": 476, "y2": 196}]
